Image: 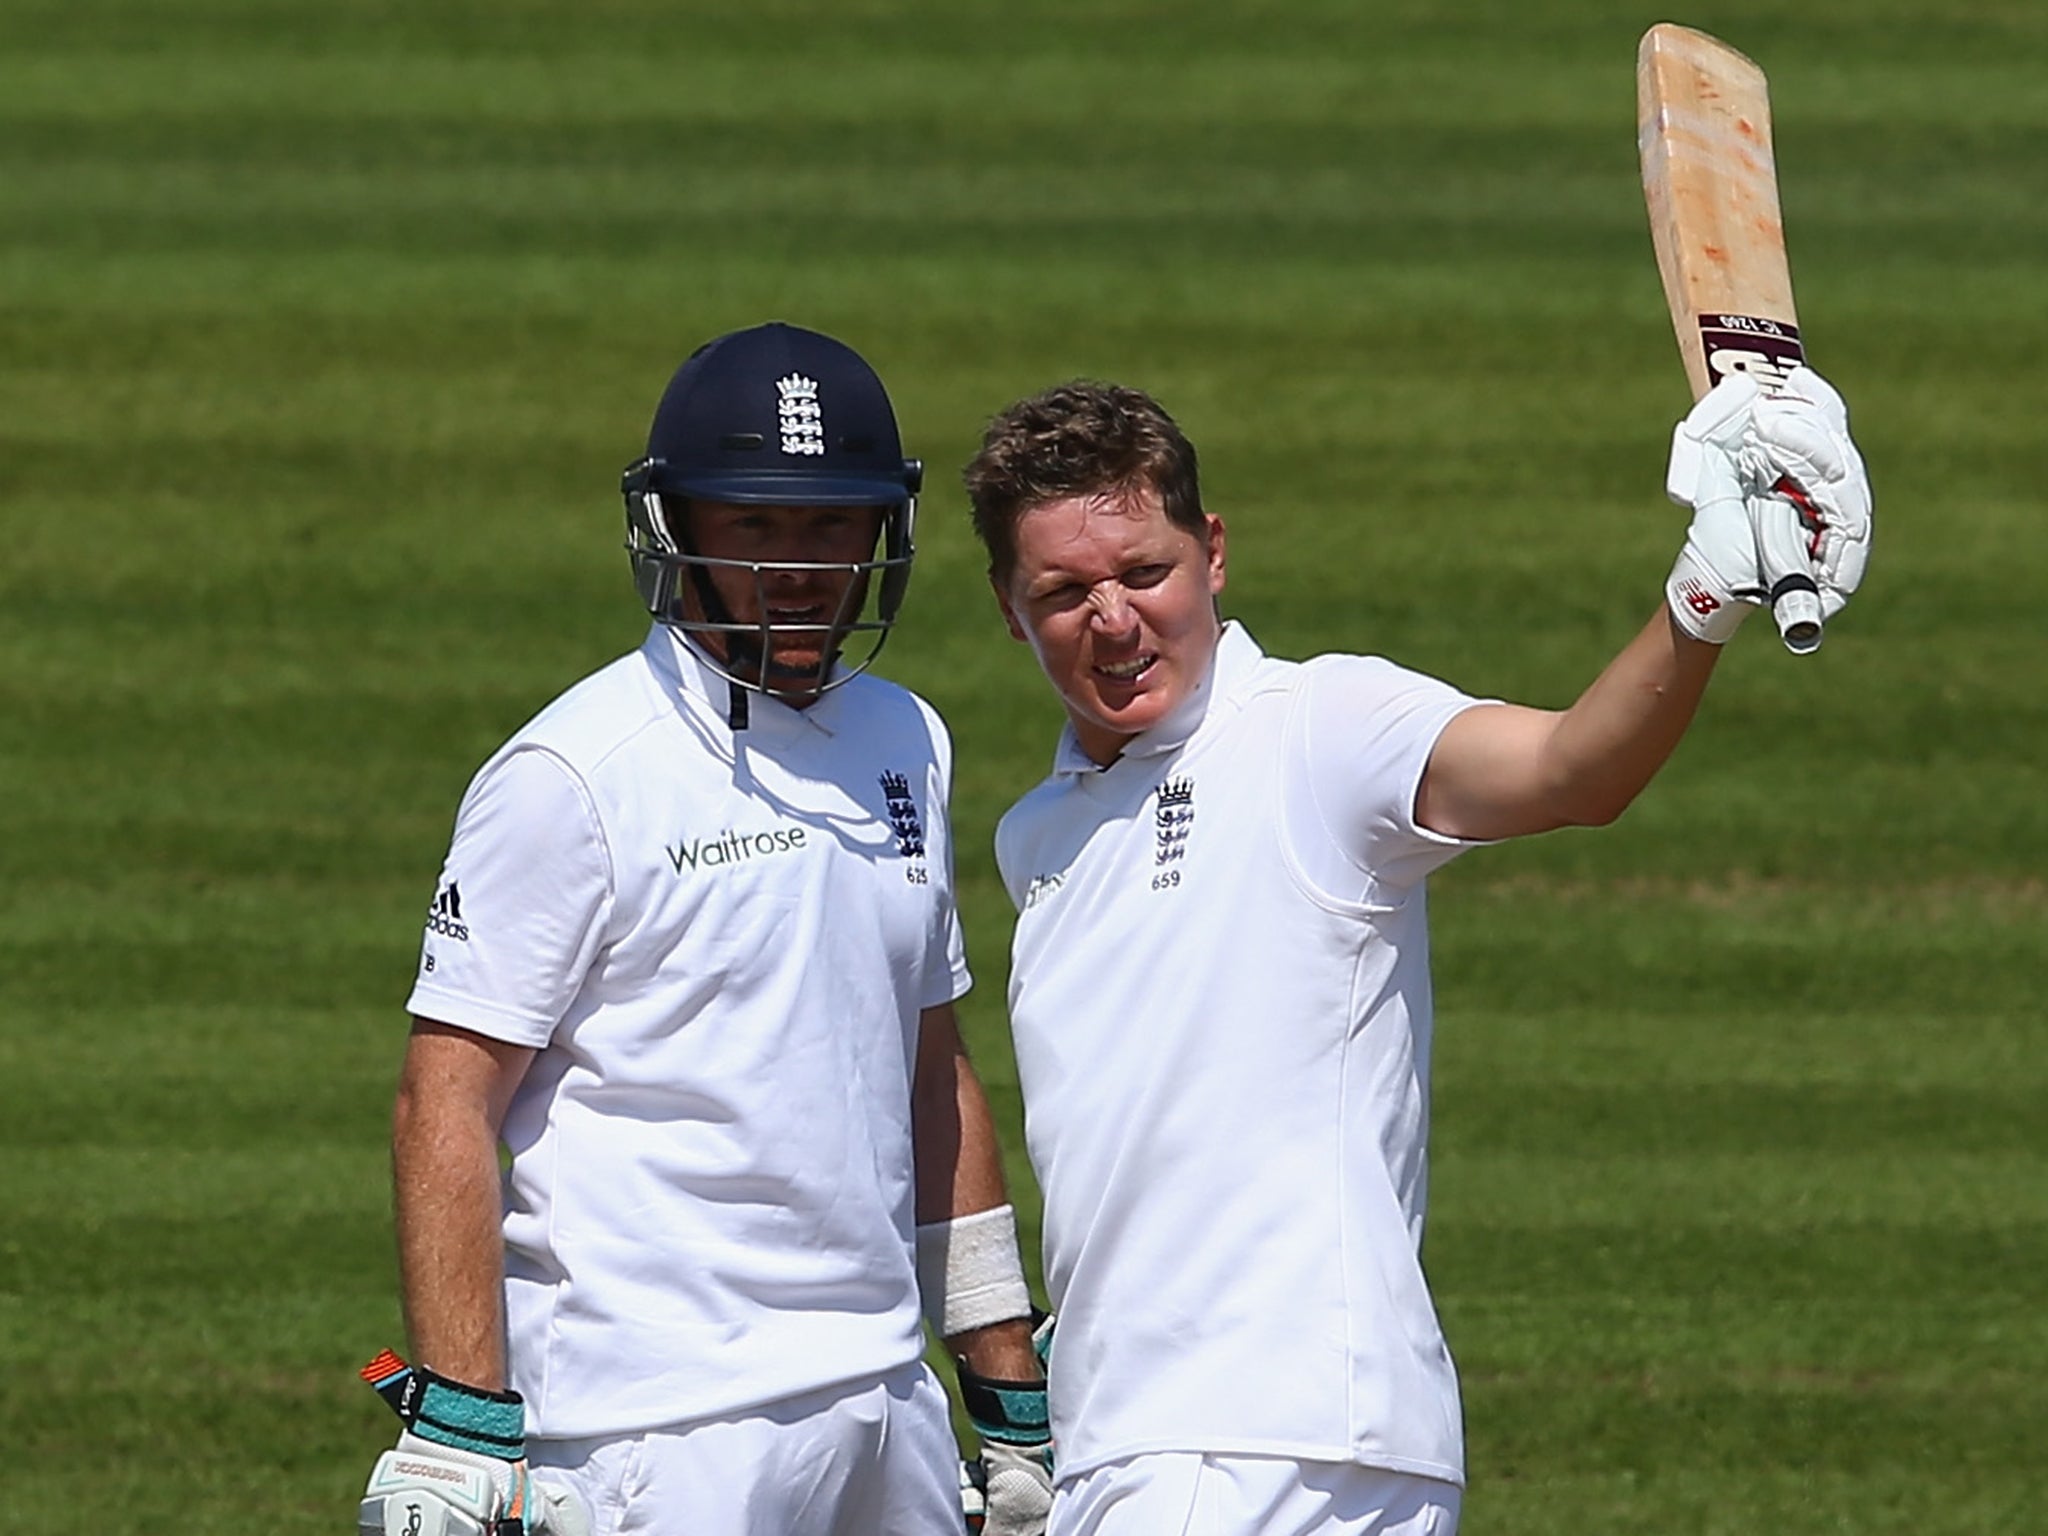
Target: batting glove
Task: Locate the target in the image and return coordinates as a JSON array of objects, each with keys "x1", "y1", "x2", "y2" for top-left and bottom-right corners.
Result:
[
  {"x1": 358, "y1": 1352, "x2": 590, "y2": 1536},
  {"x1": 1740, "y1": 365, "x2": 1873, "y2": 623},
  {"x1": 1665, "y1": 368, "x2": 1874, "y2": 646},
  {"x1": 957, "y1": 1315, "x2": 1055, "y2": 1536}
]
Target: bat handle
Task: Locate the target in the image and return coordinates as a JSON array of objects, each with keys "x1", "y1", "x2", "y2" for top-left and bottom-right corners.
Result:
[
  {"x1": 1770, "y1": 581, "x2": 1824, "y2": 654},
  {"x1": 1758, "y1": 469, "x2": 1826, "y2": 655}
]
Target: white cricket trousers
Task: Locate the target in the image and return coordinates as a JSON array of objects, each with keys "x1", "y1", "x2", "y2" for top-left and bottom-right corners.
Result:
[
  {"x1": 528, "y1": 1360, "x2": 963, "y2": 1536},
  {"x1": 1052, "y1": 1452, "x2": 1461, "y2": 1536}
]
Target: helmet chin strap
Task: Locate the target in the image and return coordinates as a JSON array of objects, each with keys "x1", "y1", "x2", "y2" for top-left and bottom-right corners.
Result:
[
  {"x1": 672, "y1": 513, "x2": 769, "y2": 731},
  {"x1": 684, "y1": 561, "x2": 753, "y2": 731}
]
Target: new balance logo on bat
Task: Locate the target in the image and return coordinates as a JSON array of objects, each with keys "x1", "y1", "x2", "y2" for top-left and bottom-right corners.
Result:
[
  {"x1": 425, "y1": 881, "x2": 470, "y2": 941},
  {"x1": 1698, "y1": 317, "x2": 1802, "y2": 393}
]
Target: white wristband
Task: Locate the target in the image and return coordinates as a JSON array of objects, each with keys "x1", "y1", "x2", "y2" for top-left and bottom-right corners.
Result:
[{"x1": 915, "y1": 1204, "x2": 1031, "y2": 1339}]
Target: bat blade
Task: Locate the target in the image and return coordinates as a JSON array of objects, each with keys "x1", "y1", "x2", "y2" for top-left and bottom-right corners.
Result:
[{"x1": 1638, "y1": 21, "x2": 1822, "y2": 652}]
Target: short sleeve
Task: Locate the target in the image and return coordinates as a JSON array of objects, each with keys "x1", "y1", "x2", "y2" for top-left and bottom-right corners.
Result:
[
  {"x1": 1285, "y1": 656, "x2": 1490, "y2": 903},
  {"x1": 917, "y1": 704, "x2": 972, "y2": 1009},
  {"x1": 923, "y1": 885, "x2": 971, "y2": 1010},
  {"x1": 404, "y1": 746, "x2": 615, "y2": 1046}
]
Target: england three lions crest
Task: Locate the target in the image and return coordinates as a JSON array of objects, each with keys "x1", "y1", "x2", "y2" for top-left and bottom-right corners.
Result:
[
  {"x1": 1154, "y1": 776, "x2": 1194, "y2": 864},
  {"x1": 777, "y1": 372, "x2": 825, "y2": 456},
  {"x1": 879, "y1": 771, "x2": 927, "y2": 860}
]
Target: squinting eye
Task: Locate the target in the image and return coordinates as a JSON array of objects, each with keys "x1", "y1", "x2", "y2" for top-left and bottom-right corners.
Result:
[
  {"x1": 1125, "y1": 565, "x2": 1171, "y2": 588},
  {"x1": 813, "y1": 512, "x2": 872, "y2": 543}
]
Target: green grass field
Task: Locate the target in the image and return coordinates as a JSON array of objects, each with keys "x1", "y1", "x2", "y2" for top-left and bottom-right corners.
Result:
[{"x1": 3, "y1": 1, "x2": 2043, "y2": 1530}]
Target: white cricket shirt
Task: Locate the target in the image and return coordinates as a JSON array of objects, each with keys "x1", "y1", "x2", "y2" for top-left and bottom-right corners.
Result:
[
  {"x1": 406, "y1": 625, "x2": 970, "y2": 1438},
  {"x1": 995, "y1": 622, "x2": 1485, "y2": 1486}
]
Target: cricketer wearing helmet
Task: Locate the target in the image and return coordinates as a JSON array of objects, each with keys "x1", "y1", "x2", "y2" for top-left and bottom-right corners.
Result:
[
  {"x1": 962, "y1": 370, "x2": 1871, "y2": 1536},
  {"x1": 361, "y1": 324, "x2": 1051, "y2": 1536}
]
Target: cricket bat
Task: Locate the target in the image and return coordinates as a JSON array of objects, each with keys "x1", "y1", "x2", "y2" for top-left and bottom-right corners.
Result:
[{"x1": 1637, "y1": 21, "x2": 1825, "y2": 653}]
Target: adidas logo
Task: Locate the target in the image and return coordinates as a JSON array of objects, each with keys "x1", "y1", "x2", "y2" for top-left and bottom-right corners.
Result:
[
  {"x1": 426, "y1": 881, "x2": 470, "y2": 942},
  {"x1": 1023, "y1": 871, "x2": 1065, "y2": 909}
]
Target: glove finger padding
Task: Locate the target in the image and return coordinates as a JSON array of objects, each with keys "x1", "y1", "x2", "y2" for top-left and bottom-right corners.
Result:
[
  {"x1": 1664, "y1": 374, "x2": 1768, "y2": 643},
  {"x1": 979, "y1": 1440, "x2": 1054, "y2": 1536},
  {"x1": 360, "y1": 1446, "x2": 510, "y2": 1536},
  {"x1": 1666, "y1": 372, "x2": 1761, "y2": 509},
  {"x1": 1744, "y1": 365, "x2": 1873, "y2": 602},
  {"x1": 360, "y1": 1447, "x2": 590, "y2": 1536}
]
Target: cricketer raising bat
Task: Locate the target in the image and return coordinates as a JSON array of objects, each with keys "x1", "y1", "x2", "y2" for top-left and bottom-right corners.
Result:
[{"x1": 1637, "y1": 21, "x2": 1827, "y2": 653}]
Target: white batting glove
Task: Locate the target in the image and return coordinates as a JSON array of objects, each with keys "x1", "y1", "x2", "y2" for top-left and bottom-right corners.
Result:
[
  {"x1": 358, "y1": 1354, "x2": 590, "y2": 1536},
  {"x1": 1664, "y1": 373, "x2": 1774, "y2": 642},
  {"x1": 957, "y1": 1311, "x2": 1055, "y2": 1535},
  {"x1": 361, "y1": 1437, "x2": 590, "y2": 1536},
  {"x1": 1740, "y1": 365, "x2": 1873, "y2": 623},
  {"x1": 1664, "y1": 368, "x2": 1874, "y2": 646},
  {"x1": 978, "y1": 1440, "x2": 1054, "y2": 1536}
]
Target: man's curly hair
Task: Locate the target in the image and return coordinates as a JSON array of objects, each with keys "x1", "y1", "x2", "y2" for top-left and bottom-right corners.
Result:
[{"x1": 962, "y1": 381, "x2": 1205, "y2": 583}]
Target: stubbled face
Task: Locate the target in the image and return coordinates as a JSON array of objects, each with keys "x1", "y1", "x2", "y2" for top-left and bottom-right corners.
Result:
[
  {"x1": 994, "y1": 484, "x2": 1226, "y2": 766},
  {"x1": 681, "y1": 501, "x2": 884, "y2": 700}
]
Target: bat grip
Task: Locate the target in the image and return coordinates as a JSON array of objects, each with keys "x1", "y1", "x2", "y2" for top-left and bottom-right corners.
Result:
[
  {"x1": 1756, "y1": 472, "x2": 1825, "y2": 654},
  {"x1": 1769, "y1": 577, "x2": 1823, "y2": 654}
]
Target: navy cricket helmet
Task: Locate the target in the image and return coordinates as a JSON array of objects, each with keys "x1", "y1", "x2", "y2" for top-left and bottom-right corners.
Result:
[{"x1": 622, "y1": 322, "x2": 922, "y2": 695}]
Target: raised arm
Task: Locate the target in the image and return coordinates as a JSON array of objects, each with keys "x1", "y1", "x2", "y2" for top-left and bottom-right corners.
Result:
[
  {"x1": 1418, "y1": 365, "x2": 1870, "y2": 845},
  {"x1": 1416, "y1": 609, "x2": 1718, "y2": 842}
]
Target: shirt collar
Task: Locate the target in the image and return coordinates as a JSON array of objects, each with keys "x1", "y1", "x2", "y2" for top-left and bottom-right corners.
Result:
[
  {"x1": 643, "y1": 624, "x2": 843, "y2": 738},
  {"x1": 1050, "y1": 620, "x2": 1263, "y2": 775}
]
